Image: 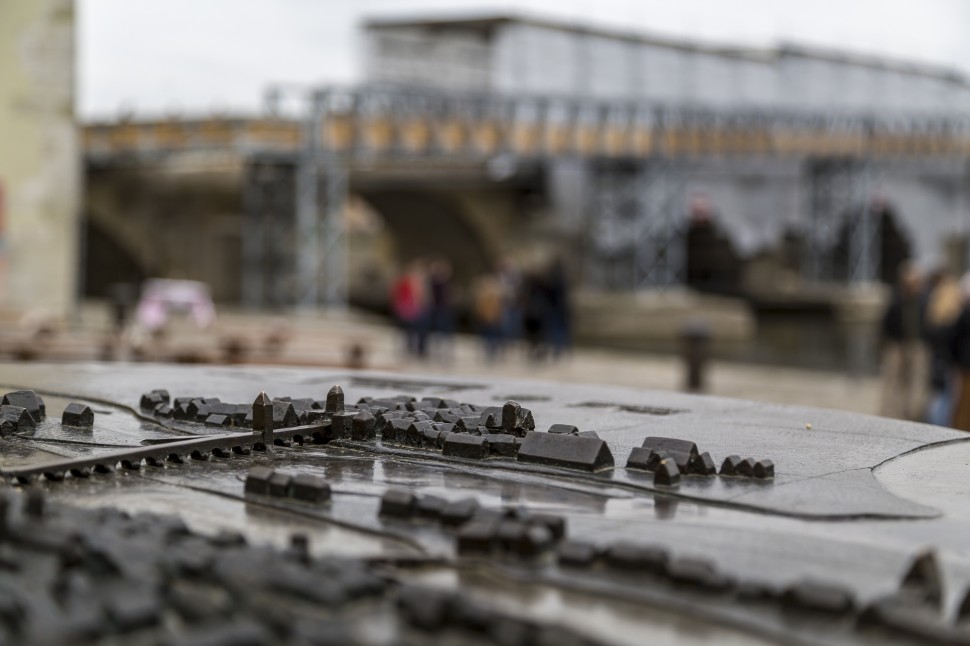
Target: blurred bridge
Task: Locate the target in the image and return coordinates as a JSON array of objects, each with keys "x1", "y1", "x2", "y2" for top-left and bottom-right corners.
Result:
[{"x1": 83, "y1": 86, "x2": 970, "y2": 307}]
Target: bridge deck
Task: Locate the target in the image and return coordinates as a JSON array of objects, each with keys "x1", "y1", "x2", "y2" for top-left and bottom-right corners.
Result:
[{"x1": 84, "y1": 89, "x2": 970, "y2": 162}]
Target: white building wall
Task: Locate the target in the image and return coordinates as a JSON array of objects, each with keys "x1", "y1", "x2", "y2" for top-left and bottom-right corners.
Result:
[
  {"x1": 363, "y1": 20, "x2": 970, "y2": 115},
  {"x1": 518, "y1": 25, "x2": 574, "y2": 95},
  {"x1": 866, "y1": 68, "x2": 887, "y2": 110},
  {"x1": 586, "y1": 34, "x2": 629, "y2": 99},
  {"x1": 905, "y1": 74, "x2": 930, "y2": 112},
  {"x1": 840, "y1": 62, "x2": 869, "y2": 110},
  {"x1": 938, "y1": 78, "x2": 961, "y2": 113},
  {"x1": 734, "y1": 58, "x2": 777, "y2": 106},
  {"x1": 638, "y1": 43, "x2": 686, "y2": 103},
  {"x1": 364, "y1": 26, "x2": 492, "y2": 92},
  {"x1": 797, "y1": 58, "x2": 837, "y2": 111},
  {"x1": 960, "y1": 82, "x2": 970, "y2": 112},
  {"x1": 884, "y1": 70, "x2": 912, "y2": 112},
  {"x1": 691, "y1": 51, "x2": 738, "y2": 107},
  {"x1": 930, "y1": 76, "x2": 957, "y2": 113}
]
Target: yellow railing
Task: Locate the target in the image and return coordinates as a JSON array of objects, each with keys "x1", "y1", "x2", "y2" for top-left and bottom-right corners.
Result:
[{"x1": 84, "y1": 115, "x2": 970, "y2": 160}]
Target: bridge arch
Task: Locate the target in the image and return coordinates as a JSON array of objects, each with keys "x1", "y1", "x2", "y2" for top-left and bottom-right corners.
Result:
[
  {"x1": 355, "y1": 189, "x2": 494, "y2": 284},
  {"x1": 81, "y1": 210, "x2": 151, "y2": 298}
]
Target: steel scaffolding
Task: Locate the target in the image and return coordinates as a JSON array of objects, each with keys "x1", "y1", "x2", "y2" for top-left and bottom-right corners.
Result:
[
  {"x1": 805, "y1": 157, "x2": 880, "y2": 285},
  {"x1": 588, "y1": 163, "x2": 640, "y2": 289},
  {"x1": 294, "y1": 91, "x2": 349, "y2": 309},
  {"x1": 635, "y1": 157, "x2": 688, "y2": 289},
  {"x1": 242, "y1": 158, "x2": 295, "y2": 308},
  {"x1": 588, "y1": 157, "x2": 687, "y2": 291},
  {"x1": 845, "y1": 160, "x2": 881, "y2": 284},
  {"x1": 231, "y1": 84, "x2": 970, "y2": 305},
  {"x1": 242, "y1": 91, "x2": 349, "y2": 310}
]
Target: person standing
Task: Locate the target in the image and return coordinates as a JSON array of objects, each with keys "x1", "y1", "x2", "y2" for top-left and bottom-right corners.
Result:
[
  {"x1": 474, "y1": 274, "x2": 505, "y2": 361},
  {"x1": 948, "y1": 273, "x2": 970, "y2": 431},
  {"x1": 390, "y1": 261, "x2": 430, "y2": 358},
  {"x1": 544, "y1": 258, "x2": 571, "y2": 358},
  {"x1": 878, "y1": 262, "x2": 928, "y2": 421},
  {"x1": 497, "y1": 258, "x2": 523, "y2": 354},
  {"x1": 410, "y1": 260, "x2": 431, "y2": 359},
  {"x1": 522, "y1": 268, "x2": 548, "y2": 360},
  {"x1": 923, "y1": 272, "x2": 962, "y2": 426},
  {"x1": 428, "y1": 259, "x2": 456, "y2": 360},
  {"x1": 473, "y1": 272, "x2": 504, "y2": 361}
]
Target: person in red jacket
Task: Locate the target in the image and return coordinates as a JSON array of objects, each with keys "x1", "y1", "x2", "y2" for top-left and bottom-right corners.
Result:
[{"x1": 390, "y1": 261, "x2": 430, "y2": 358}]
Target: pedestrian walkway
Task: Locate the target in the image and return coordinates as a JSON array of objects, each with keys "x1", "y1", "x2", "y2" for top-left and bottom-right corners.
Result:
[
  {"x1": 217, "y1": 308, "x2": 882, "y2": 417},
  {"x1": 4, "y1": 304, "x2": 880, "y2": 417}
]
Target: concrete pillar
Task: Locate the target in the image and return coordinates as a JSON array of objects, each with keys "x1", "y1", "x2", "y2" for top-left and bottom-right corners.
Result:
[{"x1": 0, "y1": 0, "x2": 79, "y2": 317}]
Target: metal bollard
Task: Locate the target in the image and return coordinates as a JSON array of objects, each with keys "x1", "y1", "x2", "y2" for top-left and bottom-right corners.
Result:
[
  {"x1": 681, "y1": 320, "x2": 711, "y2": 393},
  {"x1": 108, "y1": 282, "x2": 136, "y2": 333}
]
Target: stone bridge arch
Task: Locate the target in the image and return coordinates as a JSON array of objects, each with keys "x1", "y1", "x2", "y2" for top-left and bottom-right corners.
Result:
[
  {"x1": 82, "y1": 170, "x2": 162, "y2": 298},
  {"x1": 344, "y1": 165, "x2": 550, "y2": 309},
  {"x1": 82, "y1": 208, "x2": 151, "y2": 298},
  {"x1": 84, "y1": 162, "x2": 246, "y2": 302},
  {"x1": 355, "y1": 189, "x2": 495, "y2": 284},
  {"x1": 345, "y1": 184, "x2": 541, "y2": 313}
]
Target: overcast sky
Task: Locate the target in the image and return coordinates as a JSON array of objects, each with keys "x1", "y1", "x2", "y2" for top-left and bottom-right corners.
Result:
[{"x1": 77, "y1": 0, "x2": 970, "y2": 119}]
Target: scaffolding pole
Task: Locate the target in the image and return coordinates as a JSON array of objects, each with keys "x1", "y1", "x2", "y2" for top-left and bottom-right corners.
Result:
[
  {"x1": 242, "y1": 159, "x2": 295, "y2": 308},
  {"x1": 846, "y1": 159, "x2": 881, "y2": 285},
  {"x1": 806, "y1": 158, "x2": 856, "y2": 283},
  {"x1": 587, "y1": 157, "x2": 686, "y2": 291},
  {"x1": 295, "y1": 98, "x2": 321, "y2": 307},
  {"x1": 588, "y1": 163, "x2": 635, "y2": 289},
  {"x1": 635, "y1": 156, "x2": 687, "y2": 289},
  {"x1": 805, "y1": 155, "x2": 881, "y2": 285},
  {"x1": 241, "y1": 162, "x2": 264, "y2": 309},
  {"x1": 320, "y1": 158, "x2": 348, "y2": 308},
  {"x1": 294, "y1": 91, "x2": 349, "y2": 309}
]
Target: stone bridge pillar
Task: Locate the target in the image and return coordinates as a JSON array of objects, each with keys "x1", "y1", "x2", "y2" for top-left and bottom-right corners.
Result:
[{"x1": 0, "y1": 0, "x2": 79, "y2": 316}]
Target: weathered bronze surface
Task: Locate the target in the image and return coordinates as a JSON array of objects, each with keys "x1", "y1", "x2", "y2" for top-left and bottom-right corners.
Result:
[{"x1": 0, "y1": 362, "x2": 968, "y2": 644}]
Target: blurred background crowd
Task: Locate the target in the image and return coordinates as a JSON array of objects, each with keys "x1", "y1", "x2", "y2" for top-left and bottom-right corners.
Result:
[
  {"x1": 390, "y1": 257, "x2": 571, "y2": 362},
  {"x1": 881, "y1": 265, "x2": 970, "y2": 431}
]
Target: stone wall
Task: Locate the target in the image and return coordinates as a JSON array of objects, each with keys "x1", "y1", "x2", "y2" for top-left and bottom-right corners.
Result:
[{"x1": 0, "y1": 0, "x2": 79, "y2": 317}]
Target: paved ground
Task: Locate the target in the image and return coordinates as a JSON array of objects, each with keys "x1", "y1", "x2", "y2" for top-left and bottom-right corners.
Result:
[
  {"x1": 2, "y1": 304, "x2": 883, "y2": 417},
  {"x1": 217, "y1": 309, "x2": 884, "y2": 418},
  {"x1": 0, "y1": 362, "x2": 960, "y2": 645}
]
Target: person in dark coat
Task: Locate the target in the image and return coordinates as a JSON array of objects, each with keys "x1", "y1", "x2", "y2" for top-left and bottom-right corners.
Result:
[
  {"x1": 923, "y1": 272, "x2": 962, "y2": 425},
  {"x1": 544, "y1": 258, "x2": 571, "y2": 358},
  {"x1": 521, "y1": 269, "x2": 548, "y2": 360},
  {"x1": 878, "y1": 262, "x2": 927, "y2": 421},
  {"x1": 948, "y1": 273, "x2": 970, "y2": 431},
  {"x1": 428, "y1": 259, "x2": 456, "y2": 360}
]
